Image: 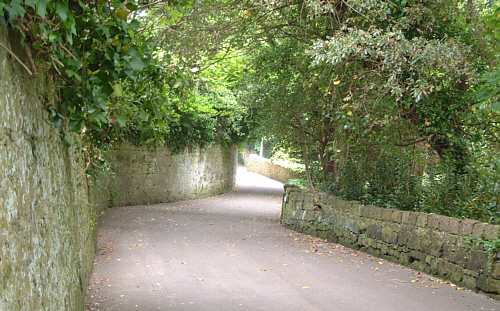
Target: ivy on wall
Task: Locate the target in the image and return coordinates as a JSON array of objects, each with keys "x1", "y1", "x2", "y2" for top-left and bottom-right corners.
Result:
[
  {"x1": 1, "y1": 1, "x2": 149, "y2": 133},
  {"x1": 0, "y1": 0, "x2": 249, "y2": 166}
]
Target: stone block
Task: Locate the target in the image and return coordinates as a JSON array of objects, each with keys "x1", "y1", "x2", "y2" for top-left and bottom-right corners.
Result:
[
  {"x1": 381, "y1": 209, "x2": 394, "y2": 222},
  {"x1": 442, "y1": 234, "x2": 458, "y2": 259},
  {"x1": 467, "y1": 250, "x2": 489, "y2": 272},
  {"x1": 368, "y1": 206, "x2": 384, "y2": 220},
  {"x1": 382, "y1": 226, "x2": 398, "y2": 244},
  {"x1": 460, "y1": 219, "x2": 478, "y2": 236},
  {"x1": 343, "y1": 218, "x2": 360, "y2": 234},
  {"x1": 407, "y1": 230, "x2": 421, "y2": 250},
  {"x1": 379, "y1": 243, "x2": 391, "y2": 255},
  {"x1": 428, "y1": 214, "x2": 441, "y2": 230},
  {"x1": 464, "y1": 269, "x2": 479, "y2": 278},
  {"x1": 332, "y1": 199, "x2": 346, "y2": 212},
  {"x1": 419, "y1": 231, "x2": 433, "y2": 253},
  {"x1": 439, "y1": 216, "x2": 460, "y2": 235},
  {"x1": 401, "y1": 211, "x2": 418, "y2": 226},
  {"x1": 347, "y1": 200, "x2": 362, "y2": 212},
  {"x1": 493, "y1": 262, "x2": 500, "y2": 280},
  {"x1": 416, "y1": 213, "x2": 428, "y2": 227},
  {"x1": 356, "y1": 218, "x2": 369, "y2": 233},
  {"x1": 425, "y1": 255, "x2": 435, "y2": 265},
  {"x1": 436, "y1": 260, "x2": 454, "y2": 278},
  {"x1": 429, "y1": 259, "x2": 440, "y2": 275},
  {"x1": 400, "y1": 252, "x2": 411, "y2": 265},
  {"x1": 387, "y1": 248, "x2": 401, "y2": 260},
  {"x1": 366, "y1": 224, "x2": 382, "y2": 240},
  {"x1": 450, "y1": 268, "x2": 464, "y2": 284},
  {"x1": 343, "y1": 199, "x2": 356, "y2": 207},
  {"x1": 472, "y1": 222, "x2": 488, "y2": 238},
  {"x1": 450, "y1": 246, "x2": 470, "y2": 267},
  {"x1": 351, "y1": 205, "x2": 362, "y2": 216},
  {"x1": 483, "y1": 224, "x2": 499, "y2": 241},
  {"x1": 462, "y1": 274, "x2": 477, "y2": 290},
  {"x1": 359, "y1": 205, "x2": 371, "y2": 218},
  {"x1": 428, "y1": 231, "x2": 444, "y2": 257},
  {"x1": 397, "y1": 226, "x2": 412, "y2": 246},
  {"x1": 477, "y1": 276, "x2": 500, "y2": 294},
  {"x1": 370, "y1": 207, "x2": 378, "y2": 219},
  {"x1": 391, "y1": 210, "x2": 403, "y2": 223}
]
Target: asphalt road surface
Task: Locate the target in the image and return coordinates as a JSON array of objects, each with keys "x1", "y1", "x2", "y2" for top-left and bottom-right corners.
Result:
[{"x1": 86, "y1": 168, "x2": 499, "y2": 311}]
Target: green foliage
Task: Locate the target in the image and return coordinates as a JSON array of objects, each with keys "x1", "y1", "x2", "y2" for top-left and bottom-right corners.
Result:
[
  {"x1": 464, "y1": 236, "x2": 500, "y2": 254},
  {"x1": 287, "y1": 178, "x2": 307, "y2": 188},
  {"x1": 1, "y1": 0, "x2": 249, "y2": 161},
  {"x1": 2, "y1": 0, "x2": 497, "y2": 223},
  {"x1": 235, "y1": 0, "x2": 499, "y2": 223},
  {"x1": 108, "y1": 48, "x2": 249, "y2": 151},
  {"x1": 1, "y1": 0, "x2": 150, "y2": 135},
  {"x1": 105, "y1": 5, "x2": 250, "y2": 151}
]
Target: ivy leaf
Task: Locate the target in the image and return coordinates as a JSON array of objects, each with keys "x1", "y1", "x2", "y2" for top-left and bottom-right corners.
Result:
[
  {"x1": 112, "y1": 83, "x2": 124, "y2": 97},
  {"x1": 56, "y1": 2, "x2": 69, "y2": 22},
  {"x1": 36, "y1": 0, "x2": 47, "y2": 17},
  {"x1": 116, "y1": 115, "x2": 127, "y2": 127},
  {"x1": 6, "y1": 0, "x2": 26, "y2": 19},
  {"x1": 129, "y1": 56, "x2": 145, "y2": 71},
  {"x1": 69, "y1": 119, "x2": 83, "y2": 132},
  {"x1": 127, "y1": 48, "x2": 146, "y2": 71},
  {"x1": 25, "y1": 0, "x2": 36, "y2": 9}
]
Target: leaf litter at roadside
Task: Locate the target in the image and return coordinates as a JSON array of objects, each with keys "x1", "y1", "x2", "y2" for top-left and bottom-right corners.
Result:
[{"x1": 286, "y1": 230, "x2": 473, "y2": 293}]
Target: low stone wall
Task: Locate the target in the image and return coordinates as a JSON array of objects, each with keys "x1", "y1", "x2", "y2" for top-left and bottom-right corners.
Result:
[
  {"x1": 282, "y1": 186, "x2": 500, "y2": 297},
  {"x1": 107, "y1": 144, "x2": 237, "y2": 207},
  {"x1": 243, "y1": 153, "x2": 302, "y2": 183},
  {"x1": 0, "y1": 26, "x2": 100, "y2": 310}
]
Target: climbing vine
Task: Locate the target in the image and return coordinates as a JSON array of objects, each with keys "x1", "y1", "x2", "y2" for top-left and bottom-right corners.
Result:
[
  {"x1": 1, "y1": 1, "x2": 151, "y2": 134},
  {"x1": 0, "y1": 0, "x2": 249, "y2": 158}
]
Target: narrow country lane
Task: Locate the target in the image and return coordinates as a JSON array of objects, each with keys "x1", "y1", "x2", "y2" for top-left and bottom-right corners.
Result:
[{"x1": 86, "y1": 168, "x2": 499, "y2": 311}]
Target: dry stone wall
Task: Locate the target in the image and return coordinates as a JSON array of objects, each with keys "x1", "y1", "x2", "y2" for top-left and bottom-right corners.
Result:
[
  {"x1": 107, "y1": 144, "x2": 237, "y2": 207},
  {"x1": 282, "y1": 185, "x2": 500, "y2": 298},
  {"x1": 0, "y1": 26, "x2": 99, "y2": 310}
]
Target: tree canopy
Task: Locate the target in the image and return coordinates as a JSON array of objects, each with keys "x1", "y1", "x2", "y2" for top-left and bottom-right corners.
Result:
[{"x1": 1, "y1": 0, "x2": 498, "y2": 223}]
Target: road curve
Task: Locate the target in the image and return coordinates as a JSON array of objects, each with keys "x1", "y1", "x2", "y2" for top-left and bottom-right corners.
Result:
[{"x1": 86, "y1": 168, "x2": 499, "y2": 311}]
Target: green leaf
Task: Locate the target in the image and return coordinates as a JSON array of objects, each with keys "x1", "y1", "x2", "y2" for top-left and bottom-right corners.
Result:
[
  {"x1": 25, "y1": 0, "x2": 36, "y2": 9},
  {"x1": 69, "y1": 119, "x2": 83, "y2": 132},
  {"x1": 56, "y1": 2, "x2": 69, "y2": 22},
  {"x1": 112, "y1": 83, "x2": 124, "y2": 97},
  {"x1": 129, "y1": 57, "x2": 145, "y2": 71},
  {"x1": 492, "y1": 101, "x2": 500, "y2": 112},
  {"x1": 116, "y1": 115, "x2": 127, "y2": 127},
  {"x1": 36, "y1": 0, "x2": 47, "y2": 17},
  {"x1": 6, "y1": 0, "x2": 26, "y2": 19}
]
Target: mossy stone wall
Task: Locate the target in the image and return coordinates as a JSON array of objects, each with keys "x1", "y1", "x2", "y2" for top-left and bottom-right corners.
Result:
[
  {"x1": 0, "y1": 25, "x2": 99, "y2": 310},
  {"x1": 282, "y1": 186, "x2": 500, "y2": 298},
  {"x1": 107, "y1": 143, "x2": 237, "y2": 207}
]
